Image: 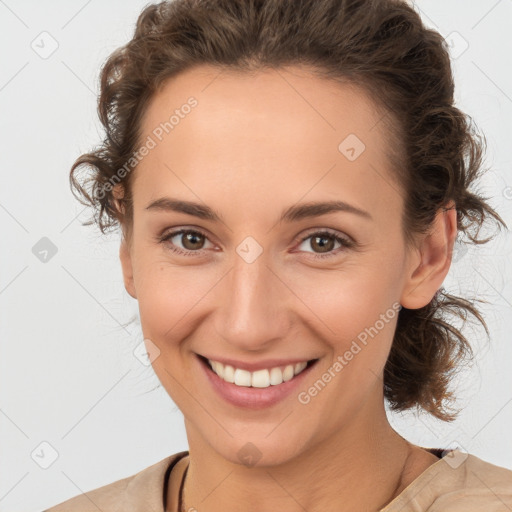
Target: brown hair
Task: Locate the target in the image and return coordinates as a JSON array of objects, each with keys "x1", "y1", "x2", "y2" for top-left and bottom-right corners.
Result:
[{"x1": 70, "y1": 0, "x2": 507, "y2": 421}]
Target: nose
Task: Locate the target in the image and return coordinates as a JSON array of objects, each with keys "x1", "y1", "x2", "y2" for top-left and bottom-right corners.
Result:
[{"x1": 213, "y1": 252, "x2": 292, "y2": 352}]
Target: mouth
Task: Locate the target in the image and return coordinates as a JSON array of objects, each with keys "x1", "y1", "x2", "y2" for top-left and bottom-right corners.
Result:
[
  {"x1": 197, "y1": 354, "x2": 319, "y2": 388},
  {"x1": 196, "y1": 353, "x2": 319, "y2": 409}
]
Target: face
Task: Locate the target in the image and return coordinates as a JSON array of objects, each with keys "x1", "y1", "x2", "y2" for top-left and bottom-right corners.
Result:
[{"x1": 119, "y1": 64, "x2": 447, "y2": 466}]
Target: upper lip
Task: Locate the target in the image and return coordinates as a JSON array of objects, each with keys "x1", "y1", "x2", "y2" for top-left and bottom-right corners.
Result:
[{"x1": 197, "y1": 353, "x2": 318, "y2": 372}]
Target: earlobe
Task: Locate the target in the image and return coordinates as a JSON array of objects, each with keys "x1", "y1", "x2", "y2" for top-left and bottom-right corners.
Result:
[
  {"x1": 400, "y1": 201, "x2": 457, "y2": 310},
  {"x1": 119, "y1": 237, "x2": 137, "y2": 299}
]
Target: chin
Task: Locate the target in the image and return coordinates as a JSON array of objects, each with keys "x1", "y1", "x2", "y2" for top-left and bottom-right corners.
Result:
[{"x1": 208, "y1": 434, "x2": 308, "y2": 469}]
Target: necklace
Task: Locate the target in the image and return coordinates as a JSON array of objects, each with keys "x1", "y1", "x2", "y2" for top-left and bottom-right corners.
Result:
[
  {"x1": 385, "y1": 442, "x2": 412, "y2": 506},
  {"x1": 177, "y1": 444, "x2": 411, "y2": 511},
  {"x1": 178, "y1": 462, "x2": 189, "y2": 512}
]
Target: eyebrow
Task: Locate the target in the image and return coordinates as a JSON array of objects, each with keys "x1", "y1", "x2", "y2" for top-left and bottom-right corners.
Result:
[{"x1": 145, "y1": 197, "x2": 373, "y2": 222}]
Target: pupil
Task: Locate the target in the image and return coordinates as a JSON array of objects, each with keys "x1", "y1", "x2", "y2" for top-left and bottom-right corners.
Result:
[
  {"x1": 314, "y1": 235, "x2": 333, "y2": 253},
  {"x1": 184, "y1": 232, "x2": 203, "y2": 250}
]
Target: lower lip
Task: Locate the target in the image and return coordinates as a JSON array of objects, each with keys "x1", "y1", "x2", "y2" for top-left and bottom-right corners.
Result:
[{"x1": 197, "y1": 354, "x2": 318, "y2": 409}]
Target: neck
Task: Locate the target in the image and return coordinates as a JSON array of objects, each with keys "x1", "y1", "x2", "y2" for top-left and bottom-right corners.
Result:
[{"x1": 179, "y1": 397, "x2": 421, "y2": 512}]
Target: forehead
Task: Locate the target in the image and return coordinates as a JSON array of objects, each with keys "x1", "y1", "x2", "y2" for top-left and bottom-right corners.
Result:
[
  {"x1": 134, "y1": 64, "x2": 402, "y2": 219},
  {"x1": 141, "y1": 63, "x2": 390, "y2": 152}
]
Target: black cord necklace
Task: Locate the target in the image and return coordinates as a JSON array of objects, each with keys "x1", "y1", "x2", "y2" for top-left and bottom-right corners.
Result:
[
  {"x1": 177, "y1": 445, "x2": 411, "y2": 511},
  {"x1": 178, "y1": 462, "x2": 189, "y2": 512}
]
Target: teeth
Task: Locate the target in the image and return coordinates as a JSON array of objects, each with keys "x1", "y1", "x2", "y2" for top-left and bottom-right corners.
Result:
[
  {"x1": 234, "y1": 368, "x2": 252, "y2": 386},
  {"x1": 207, "y1": 359, "x2": 309, "y2": 388}
]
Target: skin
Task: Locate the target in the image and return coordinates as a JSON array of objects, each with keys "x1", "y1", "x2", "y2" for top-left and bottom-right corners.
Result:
[{"x1": 118, "y1": 64, "x2": 456, "y2": 512}]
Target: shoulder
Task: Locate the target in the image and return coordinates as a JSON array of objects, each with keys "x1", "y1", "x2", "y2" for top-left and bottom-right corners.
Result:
[
  {"x1": 430, "y1": 451, "x2": 512, "y2": 511},
  {"x1": 382, "y1": 449, "x2": 512, "y2": 512},
  {"x1": 43, "y1": 451, "x2": 189, "y2": 512}
]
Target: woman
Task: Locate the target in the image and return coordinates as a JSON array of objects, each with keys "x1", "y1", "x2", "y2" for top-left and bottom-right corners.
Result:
[{"x1": 45, "y1": 0, "x2": 512, "y2": 510}]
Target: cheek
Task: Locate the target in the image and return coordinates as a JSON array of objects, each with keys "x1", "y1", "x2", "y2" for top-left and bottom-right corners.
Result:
[
  {"x1": 133, "y1": 259, "x2": 219, "y2": 342},
  {"x1": 297, "y1": 272, "x2": 402, "y2": 413},
  {"x1": 286, "y1": 262, "x2": 403, "y2": 399},
  {"x1": 291, "y1": 262, "x2": 400, "y2": 339}
]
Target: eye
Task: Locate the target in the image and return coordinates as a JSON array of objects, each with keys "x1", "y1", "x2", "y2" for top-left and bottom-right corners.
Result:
[
  {"x1": 159, "y1": 228, "x2": 215, "y2": 256},
  {"x1": 295, "y1": 229, "x2": 354, "y2": 259},
  {"x1": 158, "y1": 227, "x2": 354, "y2": 259}
]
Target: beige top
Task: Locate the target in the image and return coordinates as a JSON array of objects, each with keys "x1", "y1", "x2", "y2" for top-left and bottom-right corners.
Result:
[{"x1": 44, "y1": 448, "x2": 512, "y2": 511}]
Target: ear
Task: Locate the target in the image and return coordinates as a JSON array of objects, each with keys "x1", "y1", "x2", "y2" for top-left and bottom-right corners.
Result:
[
  {"x1": 120, "y1": 236, "x2": 137, "y2": 299},
  {"x1": 113, "y1": 183, "x2": 137, "y2": 299},
  {"x1": 400, "y1": 200, "x2": 457, "y2": 309}
]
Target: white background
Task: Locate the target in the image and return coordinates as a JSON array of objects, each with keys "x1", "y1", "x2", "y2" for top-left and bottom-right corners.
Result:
[{"x1": 1, "y1": 1, "x2": 511, "y2": 510}]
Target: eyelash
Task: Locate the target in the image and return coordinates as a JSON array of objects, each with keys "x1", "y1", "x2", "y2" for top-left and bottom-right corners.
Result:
[{"x1": 158, "y1": 228, "x2": 354, "y2": 260}]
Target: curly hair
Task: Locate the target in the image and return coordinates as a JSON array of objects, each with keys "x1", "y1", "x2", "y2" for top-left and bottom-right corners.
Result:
[{"x1": 70, "y1": 0, "x2": 507, "y2": 421}]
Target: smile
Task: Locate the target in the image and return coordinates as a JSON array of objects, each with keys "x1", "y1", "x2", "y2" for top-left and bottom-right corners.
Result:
[
  {"x1": 196, "y1": 353, "x2": 320, "y2": 409},
  {"x1": 207, "y1": 358, "x2": 313, "y2": 388}
]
